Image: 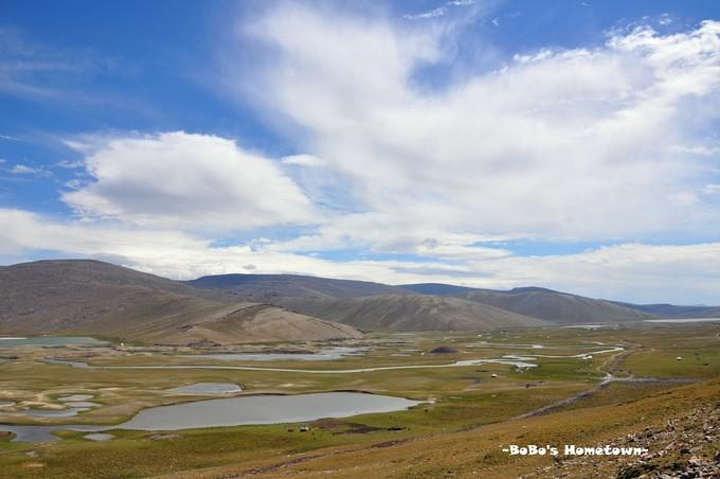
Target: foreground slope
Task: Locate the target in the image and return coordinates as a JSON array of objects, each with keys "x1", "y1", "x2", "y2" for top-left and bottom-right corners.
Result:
[
  {"x1": 0, "y1": 260, "x2": 362, "y2": 344},
  {"x1": 275, "y1": 294, "x2": 548, "y2": 331}
]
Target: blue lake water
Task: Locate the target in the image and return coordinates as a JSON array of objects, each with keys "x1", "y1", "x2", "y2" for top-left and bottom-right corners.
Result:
[
  {"x1": 0, "y1": 392, "x2": 421, "y2": 442},
  {"x1": 184, "y1": 347, "x2": 367, "y2": 362},
  {"x1": 166, "y1": 383, "x2": 242, "y2": 395},
  {"x1": 644, "y1": 318, "x2": 720, "y2": 323}
]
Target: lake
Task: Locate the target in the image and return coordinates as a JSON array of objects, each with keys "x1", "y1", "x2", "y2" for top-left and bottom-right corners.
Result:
[
  {"x1": 644, "y1": 318, "x2": 720, "y2": 323},
  {"x1": 0, "y1": 392, "x2": 421, "y2": 442},
  {"x1": 166, "y1": 382, "x2": 242, "y2": 395},
  {"x1": 184, "y1": 346, "x2": 367, "y2": 362},
  {"x1": 119, "y1": 392, "x2": 420, "y2": 431}
]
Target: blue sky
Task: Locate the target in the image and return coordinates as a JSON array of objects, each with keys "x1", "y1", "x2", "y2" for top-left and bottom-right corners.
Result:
[{"x1": 1, "y1": 0, "x2": 719, "y2": 303}]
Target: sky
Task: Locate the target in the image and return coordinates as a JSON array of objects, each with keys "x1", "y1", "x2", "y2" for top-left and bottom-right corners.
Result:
[{"x1": 1, "y1": 0, "x2": 719, "y2": 304}]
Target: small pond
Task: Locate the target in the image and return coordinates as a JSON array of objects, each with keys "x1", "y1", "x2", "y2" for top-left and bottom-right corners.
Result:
[
  {"x1": 644, "y1": 318, "x2": 720, "y2": 323},
  {"x1": 166, "y1": 383, "x2": 242, "y2": 395},
  {"x1": 23, "y1": 408, "x2": 90, "y2": 418},
  {"x1": 185, "y1": 347, "x2": 367, "y2": 362}
]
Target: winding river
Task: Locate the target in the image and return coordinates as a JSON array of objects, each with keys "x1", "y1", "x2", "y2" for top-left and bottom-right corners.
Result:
[{"x1": 40, "y1": 346, "x2": 625, "y2": 374}]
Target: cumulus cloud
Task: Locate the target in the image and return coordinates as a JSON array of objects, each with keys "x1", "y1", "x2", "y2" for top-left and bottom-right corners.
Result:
[
  {"x1": 281, "y1": 154, "x2": 327, "y2": 167},
  {"x1": 0, "y1": 208, "x2": 467, "y2": 284},
  {"x1": 3, "y1": 5, "x2": 719, "y2": 305},
  {"x1": 238, "y1": 8, "x2": 720, "y2": 253},
  {"x1": 62, "y1": 132, "x2": 317, "y2": 231}
]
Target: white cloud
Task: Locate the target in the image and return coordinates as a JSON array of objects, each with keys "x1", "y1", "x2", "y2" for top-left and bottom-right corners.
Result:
[
  {"x1": 480, "y1": 243, "x2": 720, "y2": 304},
  {"x1": 1, "y1": 207, "x2": 719, "y2": 303},
  {"x1": 61, "y1": 131, "x2": 317, "y2": 231},
  {"x1": 281, "y1": 154, "x2": 327, "y2": 167},
  {"x1": 0, "y1": 27, "x2": 96, "y2": 99},
  {"x1": 404, "y1": 8, "x2": 446, "y2": 20},
  {"x1": 7, "y1": 164, "x2": 50, "y2": 177},
  {"x1": 236, "y1": 9, "x2": 720, "y2": 252},
  {"x1": 703, "y1": 184, "x2": 720, "y2": 195},
  {"x1": 3, "y1": 6, "x2": 719, "y2": 306},
  {"x1": 671, "y1": 145, "x2": 720, "y2": 156},
  {"x1": 404, "y1": 0, "x2": 477, "y2": 20},
  {"x1": 9, "y1": 164, "x2": 39, "y2": 174},
  {"x1": 55, "y1": 159, "x2": 84, "y2": 169},
  {"x1": 0, "y1": 208, "x2": 462, "y2": 285},
  {"x1": 658, "y1": 14, "x2": 674, "y2": 26}
]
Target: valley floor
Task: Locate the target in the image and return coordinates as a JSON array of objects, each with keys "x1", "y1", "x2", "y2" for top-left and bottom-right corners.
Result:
[{"x1": 0, "y1": 323, "x2": 718, "y2": 478}]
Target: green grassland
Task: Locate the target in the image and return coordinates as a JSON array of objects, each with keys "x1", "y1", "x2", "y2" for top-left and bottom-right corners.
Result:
[{"x1": 0, "y1": 323, "x2": 717, "y2": 478}]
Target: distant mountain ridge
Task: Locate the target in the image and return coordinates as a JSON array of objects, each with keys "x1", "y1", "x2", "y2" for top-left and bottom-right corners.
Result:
[
  {"x1": 610, "y1": 302, "x2": 720, "y2": 319},
  {"x1": 188, "y1": 273, "x2": 412, "y2": 299},
  {"x1": 0, "y1": 260, "x2": 362, "y2": 344},
  {"x1": 188, "y1": 275, "x2": 653, "y2": 326},
  {"x1": 274, "y1": 294, "x2": 549, "y2": 331},
  {"x1": 449, "y1": 289, "x2": 650, "y2": 324},
  {"x1": 2, "y1": 260, "x2": 717, "y2": 343}
]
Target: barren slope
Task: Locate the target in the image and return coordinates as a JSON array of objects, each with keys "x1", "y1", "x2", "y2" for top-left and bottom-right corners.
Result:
[
  {"x1": 454, "y1": 288, "x2": 651, "y2": 324},
  {"x1": 0, "y1": 260, "x2": 362, "y2": 344},
  {"x1": 275, "y1": 294, "x2": 548, "y2": 331}
]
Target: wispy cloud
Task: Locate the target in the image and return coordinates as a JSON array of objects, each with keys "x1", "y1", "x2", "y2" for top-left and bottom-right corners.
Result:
[
  {"x1": 403, "y1": 0, "x2": 476, "y2": 21},
  {"x1": 239, "y1": 8, "x2": 720, "y2": 252},
  {"x1": 6, "y1": 163, "x2": 51, "y2": 177},
  {"x1": 0, "y1": 27, "x2": 129, "y2": 106},
  {"x1": 9, "y1": 164, "x2": 39, "y2": 174},
  {"x1": 404, "y1": 8, "x2": 446, "y2": 21},
  {"x1": 1, "y1": 3, "x2": 718, "y2": 304}
]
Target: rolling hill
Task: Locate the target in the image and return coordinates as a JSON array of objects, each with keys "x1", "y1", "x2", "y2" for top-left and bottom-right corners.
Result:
[
  {"x1": 5, "y1": 260, "x2": 713, "y2": 340},
  {"x1": 273, "y1": 294, "x2": 549, "y2": 331},
  {"x1": 188, "y1": 275, "x2": 656, "y2": 327},
  {"x1": 611, "y1": 302, "x2": 720, "y2": 319},
  {"x1": 445, "y1": 287, "x2": 652, "y2": 324},
  {"x1": 0, "y1": 260, "x2": 362, "y2": 344}
]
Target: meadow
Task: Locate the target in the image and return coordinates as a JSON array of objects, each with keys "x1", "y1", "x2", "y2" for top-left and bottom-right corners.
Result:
[{"x1": 0, "y1": 323, "x2": 717, "y2": 478}]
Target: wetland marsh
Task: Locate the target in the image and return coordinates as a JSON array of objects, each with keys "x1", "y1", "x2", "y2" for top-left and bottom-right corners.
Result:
[{"x1": 0, "y1": 324, "x2": 718, "y2": 478}]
